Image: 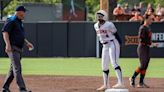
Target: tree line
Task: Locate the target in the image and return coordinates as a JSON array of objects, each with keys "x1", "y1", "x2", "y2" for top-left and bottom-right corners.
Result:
[{"x1": 3, "y1": 0, "x2": 164, "y2": 21}]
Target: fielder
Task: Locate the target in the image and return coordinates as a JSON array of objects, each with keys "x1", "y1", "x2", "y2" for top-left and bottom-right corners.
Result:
[
  {"x1": 94, "y1": 10, "x2": 124, "y2": 91},
  {"x1": 129, "y1": 14, "x2": 158, "y2": 88}
]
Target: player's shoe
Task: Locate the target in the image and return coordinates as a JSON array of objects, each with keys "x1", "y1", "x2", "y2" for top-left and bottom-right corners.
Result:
[
  {"x1": 20, "y1": 90, "x2": 32, "y2": 92},
  {"x1": 96, "y1": 85, "x2": 108, "y2": 91},
  {"x1": 1, "y1": 89, "x2": 10, "y2": 92},
  {"x1": 137, "y1": 83, "x2": 149, "y2": 88},
  {"x1": 129, "y1": 77, "x2": 135, "y2": 87},
  {"x1": 112, "y1": 83, "x2": 125, "y2": 89}
]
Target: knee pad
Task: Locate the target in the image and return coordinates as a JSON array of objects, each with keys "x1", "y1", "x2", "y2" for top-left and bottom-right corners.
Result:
[
  {"x1": 103, "y1": 70, "x2": 109, "y2": 75},
  {"x1": 115, "y1": 66, "x2": 121, "y2": 71}
]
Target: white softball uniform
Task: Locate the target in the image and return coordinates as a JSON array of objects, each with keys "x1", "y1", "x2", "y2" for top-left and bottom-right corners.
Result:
[
  {"x1": 94, "y1": 21, "x2": 120, "y2": 70},
  {"x1": 94, "y1": 21, "x2": 123, "y2": 87}
]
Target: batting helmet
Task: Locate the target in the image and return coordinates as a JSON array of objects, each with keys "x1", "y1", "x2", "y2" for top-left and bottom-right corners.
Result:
[{"x1": 96, "y1": 10, "x2": 108, "y2": 21}]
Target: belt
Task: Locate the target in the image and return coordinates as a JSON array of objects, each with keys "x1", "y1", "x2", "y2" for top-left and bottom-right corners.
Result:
[
  {"x1": 102, "y1": 40, "x2": 114, "y2": 44},
  {"x1": 139, "y1": 42, "x2": 151, "y2": 46},
  {"x1": 12, "y1": 46, "x2": 23, "y2": 53}
]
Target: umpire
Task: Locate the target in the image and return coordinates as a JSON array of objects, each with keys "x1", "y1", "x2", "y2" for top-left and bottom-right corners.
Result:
[
  {"x1": 129, "y1": 14, "x2": 158, "y2": 88},
  {"x1": 1, "y1": 6, "x2": 33, "y2": 92}
]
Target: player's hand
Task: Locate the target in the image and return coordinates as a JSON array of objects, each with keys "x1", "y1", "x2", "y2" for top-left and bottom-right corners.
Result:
[
  {"x1": 5, "y1": 45, "x2": 12, "y2": 53},
  {"x1": 152, "y1": 42, "x2": 158, "y2": 47},
  {"x1": 26, "y1": 42, "x2": 34, "y2": 51}
]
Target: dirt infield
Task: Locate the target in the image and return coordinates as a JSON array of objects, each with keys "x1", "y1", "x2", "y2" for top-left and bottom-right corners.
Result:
[{"x1": 0, "y1": 75, "x2": 164, "y2": 92}]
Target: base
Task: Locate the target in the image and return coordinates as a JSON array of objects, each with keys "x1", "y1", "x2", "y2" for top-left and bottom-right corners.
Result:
[{"x1": 105, "y1": 89, "x2": 129, "y2": 92}]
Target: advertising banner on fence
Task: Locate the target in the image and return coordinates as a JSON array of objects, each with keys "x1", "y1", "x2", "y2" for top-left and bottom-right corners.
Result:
[{"x1": 118, "y1": 22, "x2": 164, "y2": 57}]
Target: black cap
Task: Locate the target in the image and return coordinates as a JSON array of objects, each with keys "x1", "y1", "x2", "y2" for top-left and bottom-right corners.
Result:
[{"x1": 16, "y1": 5, "x2": 27, "y2": 12}]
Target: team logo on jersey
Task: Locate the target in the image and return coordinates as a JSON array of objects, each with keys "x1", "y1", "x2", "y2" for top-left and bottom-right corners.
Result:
[{"x1": 96, "y1": 30, "x2": 107, "y2": 34}]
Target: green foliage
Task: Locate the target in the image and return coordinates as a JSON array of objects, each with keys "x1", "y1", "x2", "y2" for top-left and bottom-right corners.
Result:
[
  {"x1": 85, "y1": 0, "x2": 99, "y2": 21},
  {"x1": 155, "y1": 0, "x2": 164, "y2": 7},
  {"x1": 23, "y1": 0, "x2": 61, "y2": 3},
  {"x1": 142, "y1": 0, "x2": 155, "y2": 4},
  {"x1": 118, "y1": 0, "x2": 140, "y2": 6},
  {"x1": 3, "y1": 0, "x2": 61, "y2": 16},
  {"x1": 4, "y1": 0, "x2": 19, "y2": 15},
  {"x1": 3, "y1": 0, "x2": 99, "y2": 21}
]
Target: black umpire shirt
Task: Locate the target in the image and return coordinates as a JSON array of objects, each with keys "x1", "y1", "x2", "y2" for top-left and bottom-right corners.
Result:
[{"x1": 2, "y1": 15, "x2": 25, "y2": 49}]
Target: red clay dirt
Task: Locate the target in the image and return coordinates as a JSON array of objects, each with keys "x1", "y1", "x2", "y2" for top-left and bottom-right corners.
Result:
[{"x1": 0, "y1": 75, "x2": 164, "y2": 92}]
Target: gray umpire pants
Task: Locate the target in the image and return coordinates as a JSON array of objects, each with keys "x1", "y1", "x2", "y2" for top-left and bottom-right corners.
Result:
[{"x1": 3, "y1": 46, "x2": 26, "y2": 90}]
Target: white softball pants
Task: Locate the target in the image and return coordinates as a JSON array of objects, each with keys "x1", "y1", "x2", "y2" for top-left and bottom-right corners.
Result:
[{"x1": 101, "y1": 39, "x2": 120, "y2": 71}]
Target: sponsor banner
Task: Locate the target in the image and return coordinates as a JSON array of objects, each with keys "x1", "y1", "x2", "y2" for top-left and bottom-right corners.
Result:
[
  {"x1": 124, "y1": 33, "x2": 164, "y2": 48},
  {"x1": 117, "y1": 22, "x2": 164, "y2": 57}
]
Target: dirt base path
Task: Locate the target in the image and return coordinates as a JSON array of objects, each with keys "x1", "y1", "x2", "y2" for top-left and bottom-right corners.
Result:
[{"x1": 0, "y1": 75, "x2": 164, "y2": 92}]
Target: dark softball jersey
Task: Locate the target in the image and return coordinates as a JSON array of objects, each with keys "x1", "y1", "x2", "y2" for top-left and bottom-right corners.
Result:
[{"x1": 138, "y1": 25, "x2": 152, "y2": 46}]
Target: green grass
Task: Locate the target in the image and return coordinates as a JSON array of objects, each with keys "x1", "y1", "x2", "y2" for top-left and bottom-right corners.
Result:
[{"x1": 0, "y1": 58, "x2": 163, "y2": 78}]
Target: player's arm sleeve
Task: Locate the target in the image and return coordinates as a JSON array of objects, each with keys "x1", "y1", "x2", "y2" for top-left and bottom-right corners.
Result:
[
  {"x1": 1, "y1": 19, "x2": 14, "y2": 33},
  {"x1": 109, "y1": 22, "x2": 117, "y2": 33},
  {"x1": 114, "y1": 32, "x2": 122, "y2": 45},
  {"x1": 139, "y1": 27, "x2": 146, "y2": 39},
  {"x1": 94, "y1": 23, "x2": 97, "y2": 31},
  {"x1": 139, "y1": 27, "x2": 147, "y2": 43}
]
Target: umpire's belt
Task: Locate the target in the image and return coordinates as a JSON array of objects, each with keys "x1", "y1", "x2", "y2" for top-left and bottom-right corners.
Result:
[{"x1": 12, "y1": 46, "x2": 23, "y2": 53}]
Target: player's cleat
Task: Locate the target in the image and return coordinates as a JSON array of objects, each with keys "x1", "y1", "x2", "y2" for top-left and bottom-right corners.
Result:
[
  {"x1": 129, "y1": 77, "x2": 135, "y2": 87},
  {"x1": 96, "y1": 85, "x2": 108, "y2": 91},
  {"x1": 1, "y1": 89, "x2": 10, "y2": 92},
  {"x1": 137, "y1": 83, "x2": 149, "y2": 88},
  {"x1": 20, "y1": 90, "x2": 32, "y2": 92},
  {"x1": 112, "y1": 83, "x2": 125, "y2": 89}
]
